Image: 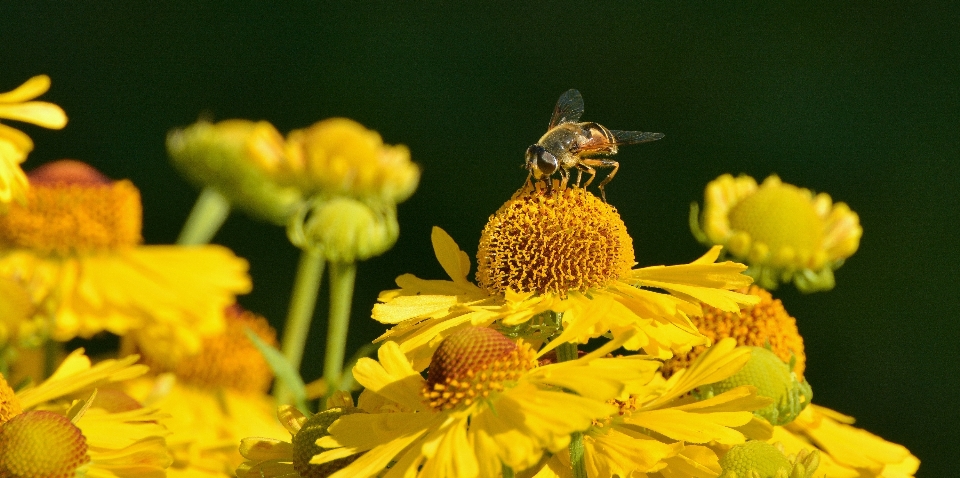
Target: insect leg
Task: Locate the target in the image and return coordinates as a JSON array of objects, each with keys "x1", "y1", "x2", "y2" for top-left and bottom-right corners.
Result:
[
  {"x1": 580, "y1": 158, "x2": 619, "y2": 202},
  {"x1": 577, "y1": 162, "x2": 597, "y2": 188}
]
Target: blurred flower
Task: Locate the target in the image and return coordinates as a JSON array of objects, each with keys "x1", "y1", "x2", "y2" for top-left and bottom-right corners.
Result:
[
  {"x1": 311, "y1": 327, "x2": 658, "y2": 477},
  {"x1": 374, "y1": 184, "x2": 759, "y2": 370},
  {"x1": 167, "y1": 119, "x2": 303, "y2": 225},
  {"x1": 284, "y1": 117, "x2": 419, "y2": 205},
  {"x1": 0, "y1": 75, "x2": 68, "y2": 211},
  {"x1": 0, "y1": 160, "x2": 252, "y2": 360},
  {"x1": 289, "y1": 195, "x2": 399, "y2": 263},
  {"x1": 2, "y1": 348, "x2": 172, "y2": 477},
  {"x1": 124, "y1": 306, "x2": 286, "y2": 477},
  {"x1": 532, "y1": 338, "x2": 774, "y2": 478},
  {"x1": 692, "y1": 174, "x2": 861, "y2": 293}
]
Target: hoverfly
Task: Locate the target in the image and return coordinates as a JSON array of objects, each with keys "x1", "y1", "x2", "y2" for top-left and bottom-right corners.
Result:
[{"x1": 525, "y1": 89, "x2": 663, "y2": 201}]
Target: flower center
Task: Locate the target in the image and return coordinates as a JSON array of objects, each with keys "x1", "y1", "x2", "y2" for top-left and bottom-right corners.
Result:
[
  {"x1": 139, "y1": 305, "x2": 278, "y2": 393},
  {"x1": 423, "y1": 327, "x2": 536, "y2": 411},
  {"x1": 0, "y1": 374, "x2": 21, "y2": 426},
  {"x1": 0, "y1": 160, "x2": 142, "y2": 255},
  {"x1": 660, "y1": 286, "x2": 806, "y2": 379},
  {"x1": 727, "y1": 183, "x2": 823, "y2": 265},
  {"x1": 476, "y1": 184, "x2": 635, "y2": 296},
  {"x1": 0, "y1": 410, "x2": 90, "y2": 478}
]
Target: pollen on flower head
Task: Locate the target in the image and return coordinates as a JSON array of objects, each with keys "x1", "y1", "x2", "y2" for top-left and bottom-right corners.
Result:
[
  {"x1": 139, "y1": 305, "x2": 278, "y2": 393},
  {"x1": 0, "y1": 374, "x2": 21, "y2": 425},
  {"x1": 423, "y1": 326, "x2": 537, "y2": 411},
  {"x1": 476, "y1": 183, "x2": 635, "y2": 297},
  {"x1": 661, "y1": 285, "x2": 806, "y2": 379},
  {"x1": 292, "y1": 407, "x2": 365, "y2": 478},
  {"x1": 0, "y1": 160, "x2": 142, "y2": 255},
  {"x1": 0, "y1": 410, "x2": 90, "y2": 478}
]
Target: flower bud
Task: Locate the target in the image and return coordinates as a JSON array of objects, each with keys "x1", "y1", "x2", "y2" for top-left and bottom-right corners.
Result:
[
  {"x1": 167, "y1": 119, "x2": 303, "y2": 225},
  {"x1": 290, "y1": 197, "x2": 399, "y2": 263}
]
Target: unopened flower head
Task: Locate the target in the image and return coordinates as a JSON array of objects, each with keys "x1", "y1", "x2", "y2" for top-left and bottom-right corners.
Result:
[
  {"x1": 290, "y1": 195, "x2": 399, "y2": 262},
  {"x1": 284, "y1": 118, "x2": 420, "y2": 205},
  {"x1": 696, "y1": 346, "x2": 812, "y2": 426},
  {"x1": 167, "y1": 118, "x2": 304, "y2": 224},
  {"x1": 374, "y1": 183, "x2": 758, "y2": 369},
  {"x1": 0, "y1": 75, "x2": 68, "y2": 211},
  {"x1": 718, "y1": 441, "x2": 820, "y2": 478},
  {"x1": 692, "y1": 174, "x2": 862, "y2": 292}
]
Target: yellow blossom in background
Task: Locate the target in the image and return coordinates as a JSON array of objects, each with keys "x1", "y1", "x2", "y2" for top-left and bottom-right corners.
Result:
[
  {"x1": 692, "y1": 174, "x2": 862, "y2": 292},
  {"x1": 124, "y1": 307, "x2": 286, "y2": 477},
  {"x1": 167, "y1": 118, "x2": 304, "y2": 225},
  {"x1": 374, "y1": 184, "x2": 759, "y2": 370},
  {"x1": 311, "y1": 327, "x2": 659, "y2": 477},
  {"x1": 284, "y1": 117, "x2": 420, "y2": 205},
  {"x1": 2, "y1": 348, "x2": 172, "y2": 477},
  {"x1": 0, "y1": 74, "x2": 68, "y2": 211},
  {"x1": 0, "y1": 160, "x2": 252, "y2": 361}
]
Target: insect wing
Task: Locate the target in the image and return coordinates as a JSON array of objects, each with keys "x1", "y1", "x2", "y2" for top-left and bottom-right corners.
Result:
[
  {"x1": 548, "y1": 89, "x2": 585, "y2": 129},
  {"x1": 609, "y1": 130, "x2": 664, "y2": 146}
]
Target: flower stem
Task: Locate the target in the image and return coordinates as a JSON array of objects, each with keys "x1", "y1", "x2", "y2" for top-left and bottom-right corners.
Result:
[
  {"x1": 177, "y1": 187, "x2": 231, "y2": 245},
  {"x1": 556, "y1": 340, "x2": 588, "y2": 478},
  {"x1": 276, "y1": 248, "x2": 325, "y2": 403},
  {"x1": 324, "y1": 261, "x2": 357, "y2": 395},
  {"x1": 501, "y1": 463, "x2": 515, "y2": 478}
]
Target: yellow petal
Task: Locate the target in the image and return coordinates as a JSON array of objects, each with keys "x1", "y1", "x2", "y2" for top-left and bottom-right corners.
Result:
[
  {"x1": 431, "y1": 226, "x2": 472, "y2": 283},
  {"x1": 351, "y1": 342, "x2": 427, "y2": 411},
  {"x1": 0, "y1": 101, "x2": 68, "y2": 129},
  {"x1": 0, "y1": 75, "x2": 51, "y2": 103},
  {"x1": 239, "y1": 437, "x2": 294, "y2": 461}
]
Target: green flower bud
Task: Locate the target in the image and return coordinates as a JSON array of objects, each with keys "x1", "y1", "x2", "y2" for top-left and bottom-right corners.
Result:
[
  {"x1": 696, "y1": 346, "x2": 813, "y2": 426},
  {"x1": 291, "y1": 406, "x2": 365, "y2": 478},
  {"x1": 288, "y1": 197, "x2": 399, "y2": 263},
  {"x1": 167, "y1": 119, "x2": 303, "y2": 225},
  {"x1": 719, "y1": 441, "x2": 820, "y2": 478}
]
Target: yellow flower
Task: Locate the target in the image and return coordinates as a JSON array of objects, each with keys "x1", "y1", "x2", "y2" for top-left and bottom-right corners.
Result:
[
  {"x1": 374, "y1": 184, "x2": 759, "y2": 370},
  {"x1": 532, "y1": 338, "x2": 774, "y2": 478},
  {"x1": 692, "y1": 174, "x2": 862, "y2": 292},
  {"x1": 0, "y1": 160, "x2": 252, "y2": 360},
  {"x1": 772, "y1": 405, "x2": 919, "y2": 478},
  {"x1": 284, "y1": 118, "x2": 420, "y2": 205},
  {"x1": 167, "y1": 119, "x2": 304, "y2": 225},
  {"x1": 0, "y1": 75, "x2": 68, "y2": 211},
  {"x1": 122, "y1": 308, "x2": 285, "y2": 477},
  {"x1": 311, "y1": 326, "x2": 660, "y2": 477},
  {"x1": 2, "y1": 348, "x2": 173, "y2": 477}
]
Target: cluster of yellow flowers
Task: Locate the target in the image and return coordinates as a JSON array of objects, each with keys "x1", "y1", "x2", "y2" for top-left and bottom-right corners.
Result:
[{"x1": 0, "y1": 74, "x2": 916, "y2": 478}]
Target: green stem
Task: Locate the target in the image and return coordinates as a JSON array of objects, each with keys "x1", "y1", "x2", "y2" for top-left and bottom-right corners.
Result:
[
  {"x1": 556, "y1": 341, "x2": 587, "y2": 478},
  {"x1": 177, "y1": 187, "x2": 231, "y2": 245},
  {"x1": 501, "y1": 462, "x2": 516, "y2": 478},
  {"x1": 275, "y1": 248, "x2": 325, "y2": 403},
  {"x1": 324, "y1": 261, "x2": 357, "y2": 395}
]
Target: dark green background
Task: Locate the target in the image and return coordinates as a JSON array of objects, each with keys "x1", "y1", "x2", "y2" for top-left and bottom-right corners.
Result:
[{"x1": 3, "y1": 2, "x2": 956, "y2": 474}]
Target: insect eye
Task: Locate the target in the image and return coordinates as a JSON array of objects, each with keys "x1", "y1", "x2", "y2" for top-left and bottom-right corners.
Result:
[{"x1": 536, "y1": 148, "x2": 558, "y2": 174}]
